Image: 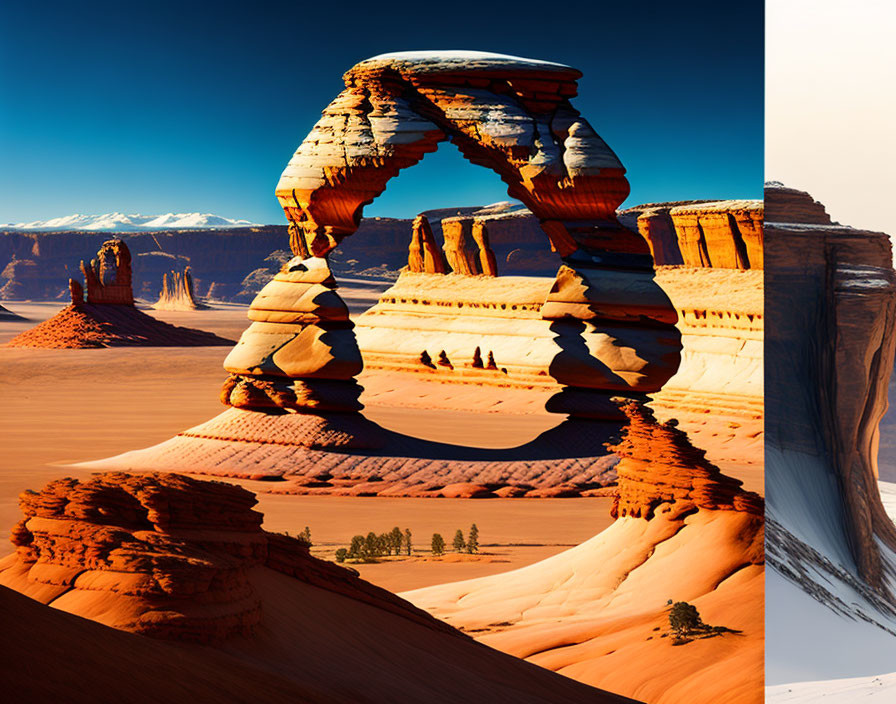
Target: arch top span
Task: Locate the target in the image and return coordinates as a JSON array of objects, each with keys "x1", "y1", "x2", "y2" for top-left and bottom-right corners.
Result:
[{"x1": 276, "y1": 50, "x2": 639, "y2": 260}]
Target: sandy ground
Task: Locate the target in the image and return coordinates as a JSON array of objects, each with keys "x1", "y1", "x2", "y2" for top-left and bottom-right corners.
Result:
[{"x1": 0, "y1": 297, "x2": 610, "y2": 592}]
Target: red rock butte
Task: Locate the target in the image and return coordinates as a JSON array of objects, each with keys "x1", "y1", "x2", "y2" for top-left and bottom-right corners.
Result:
[{"x1": 6, "y1": 238, "x2": 233, "y2": 348}]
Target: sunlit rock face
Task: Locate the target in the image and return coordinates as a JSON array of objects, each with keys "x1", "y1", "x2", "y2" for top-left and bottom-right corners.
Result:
[
  {"x1": 153, "y1": 267, "x2": 206, "y2": 311},
  {"x1": 250, "y1": 50, "x2": 681, "y2": 421},
  {"x1": 765, "y1": 182, "x2": 896, "y2": 627},
  {"x1": 79, "y1": 238, "x2": 134, "y2": 305}
]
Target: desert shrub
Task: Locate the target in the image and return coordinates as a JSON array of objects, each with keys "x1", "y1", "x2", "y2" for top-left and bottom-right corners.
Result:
[{"x1": 669, "y1": 601, "x2": 702, "y2": 636}]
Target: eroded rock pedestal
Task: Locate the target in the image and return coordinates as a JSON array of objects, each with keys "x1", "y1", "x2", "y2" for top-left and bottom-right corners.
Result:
[{"x1": 6, "y1": 239, "x2": 232, "y2": 348}]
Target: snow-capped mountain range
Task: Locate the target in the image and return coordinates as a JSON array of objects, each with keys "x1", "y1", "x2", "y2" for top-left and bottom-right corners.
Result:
[{"x1": 2, "y1": 212, "x2": 259, "y2": 232}]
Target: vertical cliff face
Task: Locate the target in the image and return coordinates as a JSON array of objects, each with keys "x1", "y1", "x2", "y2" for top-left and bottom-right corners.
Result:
[{"x1": 766, "y1": 183, "x2": 896, "y2": 625}]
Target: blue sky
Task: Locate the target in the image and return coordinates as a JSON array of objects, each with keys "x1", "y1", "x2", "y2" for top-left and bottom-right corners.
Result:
[{"x1": 0, "y1": 0, "x2": 762, "y2": 223}]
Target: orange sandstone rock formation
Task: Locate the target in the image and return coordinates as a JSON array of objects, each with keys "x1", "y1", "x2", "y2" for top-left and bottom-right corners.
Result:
[
  {"x1": 0, "y1": 472, "x2": 639, "y2": 704},
  {"x1": 609, "y1": 401, "x2": 763, "y2": 520},
  {"x1": 620, "y1": 200, "x2": 763, "y2": 269},
  {"x1": 6, "y1": 239, "x2": 232, "y2": 348},
  {"x1": 442, "y1": 217, "x2": 483, "y2": 275},
  {"x1": 153, "y1": 266, "x2": 207, "y2": 311},
  {"x1": 271, "y1": 50, "x2": 680, "y2": 422},
  {"x1": 80, "y1": 238, "x2": 134, "y2": 305}
]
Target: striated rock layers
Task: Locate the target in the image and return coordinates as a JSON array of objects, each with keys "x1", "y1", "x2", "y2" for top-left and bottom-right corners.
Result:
[
  {"x1": 610, "y1": 401, "x2": 763, "y2": 519},
  {"x1": 0, "y1": 472, "x2": 637, "y2": 704},
  {"x1": 272, "y1": 50, "x2": 681, "y2": 420},
  {"x1": 152, "y1": 266, "x2": 208, "y2": 311},
  {"x1": 0, "y1": 472, "x2": 452, "y2": 641},
  {"x1": 405, "y1": 400, "x2": 764, "y2": 704},
  {"x1": 619, "y1": 199, "x2": 763, "y2": 269},
  {"x1": 6, "y1": 239, "x2": 233, "y2": 348},
  {"x1": 765, "y1": 183, "x2": 896, "y2": 641},
  {"x1": 355, "y1": 198, "x2": 763, "y2": 473}
]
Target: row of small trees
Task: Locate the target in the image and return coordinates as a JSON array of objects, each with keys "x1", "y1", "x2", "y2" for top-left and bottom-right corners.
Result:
[
  {"x1": 335, "y1": 527, "x2": 412, "y2": 563},
  {"x1": 432, "y1": 524, "x2": 479, "y2": 556},
  {"x1": 333, "y1": 524, "x2": 482, "y2": 561}
]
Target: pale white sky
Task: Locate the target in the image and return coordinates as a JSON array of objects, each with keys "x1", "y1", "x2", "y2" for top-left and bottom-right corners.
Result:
[{"x1": 767, "y1": 0, "x2": 896, "y2": 234}]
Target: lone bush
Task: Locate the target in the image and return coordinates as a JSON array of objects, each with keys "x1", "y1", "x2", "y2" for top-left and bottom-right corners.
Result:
[{"x1": 669, "y1": 601, "x2": 702, "y2": 636}]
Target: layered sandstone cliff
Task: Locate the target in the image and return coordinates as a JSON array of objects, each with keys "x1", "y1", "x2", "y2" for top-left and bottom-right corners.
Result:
[
  {"x1": 0, "y1": 472, "x2": 633, "y2": 704},
  {"x1": 765, "y1": 183, "x2": 896, "y2": 653}
]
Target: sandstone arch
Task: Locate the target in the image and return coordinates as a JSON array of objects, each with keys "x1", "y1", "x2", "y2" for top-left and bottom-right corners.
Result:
[{"x1": 224, "y1": 51, "x2": 681, "y2": 422}]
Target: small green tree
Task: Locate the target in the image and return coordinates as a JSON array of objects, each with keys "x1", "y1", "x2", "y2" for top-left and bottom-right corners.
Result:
[
  {"x1": 391, "y1": 526, "x2": 403, "y2": 555},
  {"x1": 365, "y1": 531, "x2": 379, "y2": 559},
  {"x1": 467, "y1": 523, "x2": 479, "y2": 554},
  {"x1": 349, "y1": 534, "x2": 365, "y2": 560},
  {"x1": 378, "y1": 533, "x2": 391, "y2": 556},
  {"x1": 404, "y1": 528, "x2": 412, "y2": 555},
  {"x1": 669, "y1": 601, "x2": 702, "y2": 636},
  {"x1": 452, "y1": 529, "x2": 466, "y2": 552},
  {"x1": 431, "y1": 533, "x2": 446, "y2": 556},
  {"x1": 299, "y1": 526, "x2": 312, "y2": 545},
  {"x1": 335, "y1": 548, "x2": 348, "y2": 563}
]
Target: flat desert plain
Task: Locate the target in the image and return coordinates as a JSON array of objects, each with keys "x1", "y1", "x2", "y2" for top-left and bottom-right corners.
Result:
[{"x1": 0, "y1": 295, "x2": 612, "y2": 592}]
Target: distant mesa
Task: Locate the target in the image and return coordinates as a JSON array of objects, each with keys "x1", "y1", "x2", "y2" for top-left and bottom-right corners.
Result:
[
  {"x1": 152, "y1": 266, "x2": 209, "y2": 311},
  {"x1": 6, "y1": 238, "x2": 233, "y2": 348},
  {"x1": 0, "y1": 472, "x2": 632, "y2": 704}
]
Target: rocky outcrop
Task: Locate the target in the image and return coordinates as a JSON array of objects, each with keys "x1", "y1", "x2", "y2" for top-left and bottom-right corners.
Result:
[
  {"x1": 6, "y1": 239, "x2": 233, "y2": 348},
  {"x1": 765, "y1": 183, "x2": 896, "y2": 626},
  {"x1": 0, "y1": 472, "x2": 458, "y2": 642},
  {"x1": 610, "y1": 401, "x2": 763, "y2": 520},
  {"x1": 220, "y1": 256, "x2": 364, "y2": 413},
  {"x1": 764, "y1": 181, "x2": 832, "y2": 225},
  {"x1": 79, "y1": 238, "x2": 134, "y2": 304},
  {"x1": 152, "y1": 267, "x2": 207, "y2": 310},
  {"x1": 441, "y1": 218, "x2": 482, "y2": 275}
]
